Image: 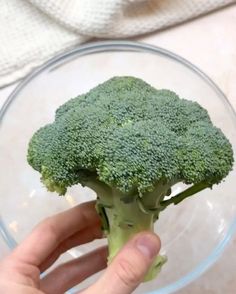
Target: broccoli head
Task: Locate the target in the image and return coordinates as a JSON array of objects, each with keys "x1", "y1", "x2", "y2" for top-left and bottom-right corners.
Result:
[{"x1": 27, "y1": 76, "x2": 234, "y2": 280}]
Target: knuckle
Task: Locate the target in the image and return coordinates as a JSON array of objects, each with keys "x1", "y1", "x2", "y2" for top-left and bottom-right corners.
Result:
[
  {"x1": 37, "y1": 218, "x2": 59, "y2": 243},
  {"x1": 116, "y1": 258, "x2": 141, "y2": 287}
]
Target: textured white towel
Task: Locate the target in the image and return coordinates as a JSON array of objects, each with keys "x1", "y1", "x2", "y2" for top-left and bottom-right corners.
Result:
[{"x1": 0, "y1": 0, "x2": 235, "y2": 87}]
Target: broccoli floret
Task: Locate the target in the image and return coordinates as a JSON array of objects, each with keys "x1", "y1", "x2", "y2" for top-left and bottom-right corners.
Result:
[{"x1": 27, "y1": 76, "x2": 234, "y2": 281}]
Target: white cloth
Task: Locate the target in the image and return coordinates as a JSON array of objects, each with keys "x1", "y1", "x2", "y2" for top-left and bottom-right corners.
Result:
[{"x1": 0, "y1": 0, "x2": 235, "y2": 87}]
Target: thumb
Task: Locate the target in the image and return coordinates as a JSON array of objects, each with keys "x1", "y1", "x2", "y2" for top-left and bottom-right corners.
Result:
[{"x1": 85, "y1": 232, "x2": 161, "y2": 294}]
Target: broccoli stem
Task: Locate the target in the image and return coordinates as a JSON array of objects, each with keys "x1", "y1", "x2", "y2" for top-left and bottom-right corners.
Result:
[
  {"x1": 160, "y1": 182, "x2": 211, "y2": 208},
  {"x1": 104, "y1": 191, "x2": 167, "y2": 281},
  {"x1": 105, "y1": 191, "x2": 155, "y2": 260},
  {"x1": 85, "y1": 180, "x2": 169, "y2": 281}
]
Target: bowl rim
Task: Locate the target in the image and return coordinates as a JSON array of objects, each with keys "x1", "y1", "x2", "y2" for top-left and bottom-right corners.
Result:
[{"x1": 1, "y1": 40, "x2": 236, "y2": 294}]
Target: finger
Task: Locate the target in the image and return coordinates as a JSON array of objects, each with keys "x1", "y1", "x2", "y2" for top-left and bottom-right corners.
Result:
[
  {"x1": 12, "y1": 201, "x2": 100, "y2": 266},
  {"x1": 40, "y1": 222, "x2": 104, "y2": 272},
  {"x1": 40, "y1": 246, "x2": 108, "y2": 294},
  {"x1": 0, "y1": 282, "x2": 43, "y2": 294},
  {"x1": 84, "y1": 232, "x2": 161, "y2": 294}
]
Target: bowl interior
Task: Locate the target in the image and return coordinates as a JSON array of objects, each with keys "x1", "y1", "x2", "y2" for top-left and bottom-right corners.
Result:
[{"x1": 0, "y1": 42, "x2": 236, "y2": 294}]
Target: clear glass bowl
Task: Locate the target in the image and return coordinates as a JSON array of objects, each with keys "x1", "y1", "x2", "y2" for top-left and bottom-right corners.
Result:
[{"x1": 0, "y1": 41, "x2": 236, "y2": 294}]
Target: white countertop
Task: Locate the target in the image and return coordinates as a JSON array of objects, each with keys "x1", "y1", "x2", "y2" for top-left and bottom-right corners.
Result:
[{"x1": 0, "y1": 4, "x2": 236, "y2": 294}]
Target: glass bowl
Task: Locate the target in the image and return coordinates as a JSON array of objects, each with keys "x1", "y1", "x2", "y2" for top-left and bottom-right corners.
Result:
[{"x1": 0, "y1": 41, "x2": 236, "y2": 294}]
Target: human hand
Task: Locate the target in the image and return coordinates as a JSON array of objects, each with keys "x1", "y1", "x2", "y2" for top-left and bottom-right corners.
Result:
[{"x1": 0, "y1": 201, "x2": 161, "y2": 294}]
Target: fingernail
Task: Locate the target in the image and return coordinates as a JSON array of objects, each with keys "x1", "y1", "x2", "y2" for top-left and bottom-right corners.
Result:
[{"x1": 135, "y1": 234, "x2": 159, "y2": 259}]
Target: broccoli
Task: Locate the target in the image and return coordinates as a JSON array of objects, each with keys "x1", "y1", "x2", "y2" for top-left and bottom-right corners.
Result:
[{"x1": 27, "y1": 76, "x2": 234, "y2": 281}]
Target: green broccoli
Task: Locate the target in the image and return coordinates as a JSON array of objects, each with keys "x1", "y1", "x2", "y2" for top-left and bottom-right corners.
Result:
[{"x1": 27, "y1": 76, "x2": 234, "y2": 281}]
